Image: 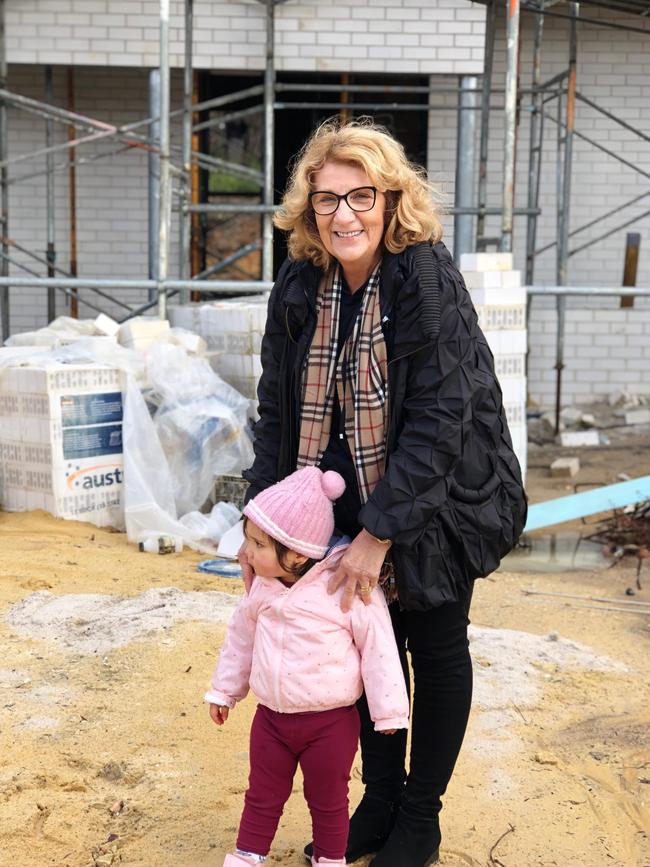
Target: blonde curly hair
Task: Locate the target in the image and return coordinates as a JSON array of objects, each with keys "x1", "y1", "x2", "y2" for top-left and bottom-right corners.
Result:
[{"x1": 274, "y1": 117, "x2": 443, "y2": 271}]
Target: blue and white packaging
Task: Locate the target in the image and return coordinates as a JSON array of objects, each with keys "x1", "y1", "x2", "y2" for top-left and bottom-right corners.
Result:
[{"x1": 0, "y1": 362, "x2": 126, "y2": 528}]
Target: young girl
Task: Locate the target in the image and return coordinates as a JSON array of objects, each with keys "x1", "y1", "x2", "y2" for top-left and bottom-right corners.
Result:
[{"x1": 205, "y1": 466, "x2": 409, "y2": 867}]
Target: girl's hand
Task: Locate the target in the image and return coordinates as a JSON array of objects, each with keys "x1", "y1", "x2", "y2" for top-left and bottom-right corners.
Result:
[
  {"x1": 380, "y1": 729, "x2": 397, "y2": 735},
  {"x1": 209, "y1": 704, "x2": 229, "y2": 726},
  {"x1": 238, "y1": 541, "x2": 254, "y2": 593},
  {"x1": 328, "y1": 528, "x2": 390, "y2": 612}
]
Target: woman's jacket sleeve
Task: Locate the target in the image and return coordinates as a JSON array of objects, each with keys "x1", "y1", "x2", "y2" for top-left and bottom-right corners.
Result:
[
  {"x1": 359, "y1": 260, "x2": 481, "y2": 542},
  {"x1": 242, "y1": 260, "x2": 291, "y2": 501}
]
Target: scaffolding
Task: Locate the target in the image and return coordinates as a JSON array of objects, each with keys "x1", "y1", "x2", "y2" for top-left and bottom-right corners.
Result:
[{"x1": 0, "y1": 0, "x2": 649, "y2": 397}]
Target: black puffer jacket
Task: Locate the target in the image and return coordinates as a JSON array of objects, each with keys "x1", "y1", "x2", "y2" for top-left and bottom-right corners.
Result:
[{"x1": 243, "y1": 241, "x2": 526, "y2": 610}]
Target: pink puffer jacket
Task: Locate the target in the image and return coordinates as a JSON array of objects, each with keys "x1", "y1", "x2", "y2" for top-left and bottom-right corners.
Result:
[{"x1": 205, "y1": 544, "x2": 409, "y2": 731}]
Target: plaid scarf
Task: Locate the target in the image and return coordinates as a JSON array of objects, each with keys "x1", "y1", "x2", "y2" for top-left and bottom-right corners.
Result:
[{"x1": 297, "y1": 263, "x2": 388, "y2": 504}]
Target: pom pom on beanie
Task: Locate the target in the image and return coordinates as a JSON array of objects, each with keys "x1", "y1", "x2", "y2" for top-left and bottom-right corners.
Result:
[
  {"x1": 243, "y1": 466, "x2": 346, "y2": 559},
  {"x1": 321, "y1": 470, "x2": 346, "y2": 501}
]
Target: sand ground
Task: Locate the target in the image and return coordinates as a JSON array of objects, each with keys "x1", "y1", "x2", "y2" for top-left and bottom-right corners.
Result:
[{"x1": 1, "y1": 436, "x2": 650, "y2": 867}]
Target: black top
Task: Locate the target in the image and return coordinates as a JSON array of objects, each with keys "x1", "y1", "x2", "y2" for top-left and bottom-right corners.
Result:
[{"x1": 319, "y1": 273, "x2": 365, "y2": 536}]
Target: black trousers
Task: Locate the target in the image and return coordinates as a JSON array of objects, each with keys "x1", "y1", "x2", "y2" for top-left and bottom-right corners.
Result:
[{"x1": 356, "y1": 595, "x2": 473, "y2": 821}]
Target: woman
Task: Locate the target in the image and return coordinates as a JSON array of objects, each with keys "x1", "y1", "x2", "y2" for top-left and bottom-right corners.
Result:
[{"x1": 240, "y1": 119, "x2": 524, "y2": 867}]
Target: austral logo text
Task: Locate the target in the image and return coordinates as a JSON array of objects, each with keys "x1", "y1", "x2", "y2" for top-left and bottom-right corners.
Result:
[{"x1": 66, "y1": 464, "x2": 124, "y2": 490}]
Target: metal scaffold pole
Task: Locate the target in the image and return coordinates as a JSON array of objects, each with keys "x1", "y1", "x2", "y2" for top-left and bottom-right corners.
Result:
[
  {"x1": 0, "y1": 0, "x2": 9, "y2": 342},
  {"x1": 262, "y1": 0, "x2": 276, "y2": 283},
  {"x1": 554, "y1": 1, "x2": 579, "y2": 434},
  {"x1": 67, "y1": 67, "x2": 78, "y2": 317},
  {"x1": 477, "y1": 0, "x2": 496, "y2": 250},
  {"x1": 158, "y1": 0, "x2": 171, "y2": 318},
  {"x1": 179, "y1": 0, "x2": 193, "y2": 302},
  {"x1": 454, "y1": 75, "x2": 479, "y2": 263},
  {"x1": 45, "y1": 66, "x2": 56, "y2": 322},
  {"x1": 500, "y1": 0, "x2": 520, "y2": 253},
  {"x1": 525, "y1": 9, "x2": 545, "y2": 285},
  {"x1": 148, "y1": 69, "x2": 161, "y2": 296}
]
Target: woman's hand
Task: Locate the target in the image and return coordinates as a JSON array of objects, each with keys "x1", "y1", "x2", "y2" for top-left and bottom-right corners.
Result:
[
  {"x1": 380, "y1": 729, "x2": 397, "y2": 735},
  {"x1": 238, "y1": 541, "x2": 254, "y2": 593},
  {"x1": 209, "y1": 704, "x2": 230, "y2": 725},
  {"x1": 328, "y1": 528, "x2": 390, "y2": 612}
]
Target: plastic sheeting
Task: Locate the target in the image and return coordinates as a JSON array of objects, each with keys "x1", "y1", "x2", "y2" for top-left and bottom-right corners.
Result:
[{"x1": 1, "y1": 317, "x2": 250, "y2": 553}]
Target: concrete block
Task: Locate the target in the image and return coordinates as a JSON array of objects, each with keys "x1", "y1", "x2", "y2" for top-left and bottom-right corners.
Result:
[
  {"x1": 117, "y1": 317, "x2": 170, "y2": 351},
  {"x1": 624, "y1": 408, "x2": 650, "y2": 425},
  {"x1": 463, "y1": 269, "x2": 521, "y2": 290},
  {"x1": 476, "y1": 304, "x2": 526, "y2": 331},
  {"x1": 468, "y1": 283, "x2": 527, "y2": 307},
  {"x1": 559, "y1": 430, "x2": 600, "y2": 447},
  {"x1": 500, "y1": 376, "x2": 527, "y2": 405},
  {"x1": 550, "y1": 457, "x2": 580, "y2": 478},
  {"x1": 459, "y1": 252, "x2": 514, "y2": 272},
  {"x1": 485, "y1": 329, "x2": 527, "y2": 356}
]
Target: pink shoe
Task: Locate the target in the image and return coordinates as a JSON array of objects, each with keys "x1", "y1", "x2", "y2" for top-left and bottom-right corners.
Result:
[
  {"x1": 223, "y1": 854, "x2": 261, "y2": 866},
  {"x1": 311, "y1": 858, "x2": 346, "y2": 866}
]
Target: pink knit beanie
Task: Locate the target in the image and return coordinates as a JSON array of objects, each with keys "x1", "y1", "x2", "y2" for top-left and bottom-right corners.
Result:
[{"x1": 243, "y1": 466, "x2": 346, "y2": 558}]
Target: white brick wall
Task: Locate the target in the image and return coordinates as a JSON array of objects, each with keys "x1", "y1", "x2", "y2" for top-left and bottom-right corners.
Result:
[
  {"x1": 6, "y1": 0, "x2": 486, "y2": 74},
  {"x1": 527, "y1": 296, "x2": 650, "y2": 407},
  {"x1": 424, "y1": 6, "x2": 650, "y2": 407}
]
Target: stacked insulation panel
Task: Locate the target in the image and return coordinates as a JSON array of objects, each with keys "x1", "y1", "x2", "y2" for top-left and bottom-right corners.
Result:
[
  {"x1": 0, "y1": 363, "x2": 125, "y2": 527},
  {"x1": 460, "y1": 252, "x2": 527, "y2": 476}
]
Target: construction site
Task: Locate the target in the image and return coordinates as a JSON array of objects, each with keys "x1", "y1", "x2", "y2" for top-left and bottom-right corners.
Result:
[{"x1": 1, "y1": 1, "x2": 650, "y2": 866}]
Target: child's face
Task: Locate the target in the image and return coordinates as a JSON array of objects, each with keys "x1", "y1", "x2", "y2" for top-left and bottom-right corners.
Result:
[{"x1": 243, "y1": 520, "x2": 307, "y2": 583}]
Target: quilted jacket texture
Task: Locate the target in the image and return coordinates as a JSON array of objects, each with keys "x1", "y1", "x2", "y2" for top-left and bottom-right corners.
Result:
[{"x1": 243, "y1": 242, "x2": 527, "y2": 610}]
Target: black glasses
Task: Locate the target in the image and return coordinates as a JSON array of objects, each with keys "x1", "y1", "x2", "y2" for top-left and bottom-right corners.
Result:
[{"x1": 309, "y1": 186, "x2": 377, "y2": 216}]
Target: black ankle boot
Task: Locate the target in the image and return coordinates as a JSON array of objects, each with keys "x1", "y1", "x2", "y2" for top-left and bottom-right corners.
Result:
[
  {"x1": 303, "y1": 795, "x2": 399, "y2": 863},
  {"x1": 369, "y1": 807, "x2": 440, "y2": 867}
]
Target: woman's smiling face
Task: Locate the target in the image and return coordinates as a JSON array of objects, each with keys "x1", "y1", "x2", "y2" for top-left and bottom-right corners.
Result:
[{"x1": 311, "y1": 161, "x2": 386, "y2": 287}]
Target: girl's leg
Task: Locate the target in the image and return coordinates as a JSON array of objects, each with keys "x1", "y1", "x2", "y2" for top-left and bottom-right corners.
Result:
[
  {"x1": 300, "y1": 705, "x2": 360, "y2": 862},
  {"x1": 236, "y1": 705, "x2": 298, "y2": 857}
]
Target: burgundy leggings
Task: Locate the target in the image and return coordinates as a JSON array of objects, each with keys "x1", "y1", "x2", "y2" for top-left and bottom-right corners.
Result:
[{"x1": 237, "y1": 703, "x2": 360, "y2": 860}]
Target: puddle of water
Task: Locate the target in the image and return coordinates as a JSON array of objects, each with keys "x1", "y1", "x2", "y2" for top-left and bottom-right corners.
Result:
[{"x1": 501, "y1": 533, "x2": 610, "y2": 573}]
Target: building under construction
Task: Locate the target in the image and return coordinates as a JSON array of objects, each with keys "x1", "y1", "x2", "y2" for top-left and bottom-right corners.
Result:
[{"x1": 1, "y1": 0, "x2": 649, "y2": 411}]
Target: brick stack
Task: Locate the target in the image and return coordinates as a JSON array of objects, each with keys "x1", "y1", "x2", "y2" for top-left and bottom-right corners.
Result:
[{"x1": 460, "y1": 252, "x2": 527, "y2": 477}]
